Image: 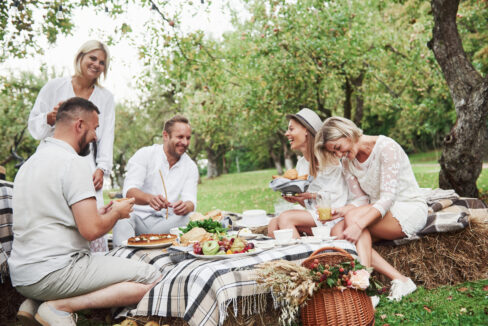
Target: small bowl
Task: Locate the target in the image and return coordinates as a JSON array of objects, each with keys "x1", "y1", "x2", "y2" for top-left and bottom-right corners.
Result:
[
  {"x1": 311, "y1": 226, "x2": 331, "y2": 239},
  {"x1": 273, "y1": 228, "x2": 293, "y2": 244}
]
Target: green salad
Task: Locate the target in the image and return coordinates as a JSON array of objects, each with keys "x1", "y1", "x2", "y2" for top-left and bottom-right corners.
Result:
[{"x1": 179, "y1": 218, "x2": 227, "y2": 234}]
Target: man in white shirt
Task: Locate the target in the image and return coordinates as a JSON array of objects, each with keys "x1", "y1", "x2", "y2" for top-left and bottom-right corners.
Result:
[
  {"x1": 112, "y1": 115, "x2": 199, "y2": 246},
  {"x1": 9, "y1": 97, "x2": 161, "y2": 325}
]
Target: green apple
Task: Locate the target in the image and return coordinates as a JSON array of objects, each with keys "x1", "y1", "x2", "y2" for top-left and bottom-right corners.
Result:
[{"x1": 202, "y1": 240, "x2": 219, "y2": 255}]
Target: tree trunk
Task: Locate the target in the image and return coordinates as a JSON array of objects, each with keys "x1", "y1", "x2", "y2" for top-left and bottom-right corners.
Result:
[
  {"x1": 206, "y1": 147, "x2": 219, "y2": 178},
  {"x1": 278, "y1": 133, "x2": 294, "y2": 171},
  {"x1": 351, "y1": 71, "x2": 365, "y2": 127},
  {"x1": 429, "y1": 0, "x2": 488, "y2": 197},
  {"x1": 343, "y1": 76, "x2": 353, "y2": 120},
  {"x1": 270, "y1": 149, "x2": 283, "y2": 175}
]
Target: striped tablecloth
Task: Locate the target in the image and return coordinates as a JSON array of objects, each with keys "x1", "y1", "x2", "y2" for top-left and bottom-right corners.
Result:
[
  {"x1": 0, "y1": 181, "x2": 13, "y2": 283},
  {"x1": 107, "y1": 240, "x2": 357, "y2": 326}
]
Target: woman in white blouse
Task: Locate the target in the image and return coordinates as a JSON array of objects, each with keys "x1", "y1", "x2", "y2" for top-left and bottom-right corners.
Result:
[
  {"x1": 315, "y1": 116, "x2": 428, "y2": 301},
  {"x1": 267, "y1": 108, "x2": 349, "y2": 239},
  {"x1": 28, "y1": 40, "x2": 115, "y2": 253}
]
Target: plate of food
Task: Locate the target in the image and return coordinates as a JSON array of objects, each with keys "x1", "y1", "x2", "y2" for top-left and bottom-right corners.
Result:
[
  {"x1": 227, "y1": 228, "x2": 259, "y2": 239},
  {"x1": 190, "y1": 237, "x2": 262, "y2": 259},
  {"x1": 122, "y1": 233, "x2": 177, "y2": 248},
  {"x1": 269, "y1": 169, "x2": 312, "y2": 196},
  {"x1": 189, "y1": 248, "x2": 263, "y2": 260}
]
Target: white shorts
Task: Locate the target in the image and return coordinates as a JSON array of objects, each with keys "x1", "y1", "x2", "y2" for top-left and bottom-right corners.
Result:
[{"x1": 390, "y1": 201, "x2": 428, "y2": 238}]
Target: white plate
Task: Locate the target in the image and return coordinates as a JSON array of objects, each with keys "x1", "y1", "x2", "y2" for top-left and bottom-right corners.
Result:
[
  {"x1": 121, "y1": 240, "x2": 173, "y2": 249},
  {"x1": 275, "y1": 239, "x2": 298, "y2": 246},
  {"x1": 300, "y1": 236, "x2": 322, "y2": 244},
  {"x1": 235, "y1": 217, "x2": 272, "y2": 228},
  {"x1": 319, "y1": 236, "x2": 337, "y2": 242},
  {"x1": 189, "y1": 248, "x2": 263, "y2": 260},
  {"x1": 227, "y1": 231, "x2": 259, "y2": 240},
  {"x1": 253, "y1": 240, "x2": 275, "y2": 249}
]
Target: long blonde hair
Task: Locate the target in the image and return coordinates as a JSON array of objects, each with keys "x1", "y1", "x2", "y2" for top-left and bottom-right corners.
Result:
[
  {"x1": 73, "y1": 40, "x2": 110, "y2": 86},
  {"x1": 315, "y1": 116, "x2": 363, "y2": 167}
]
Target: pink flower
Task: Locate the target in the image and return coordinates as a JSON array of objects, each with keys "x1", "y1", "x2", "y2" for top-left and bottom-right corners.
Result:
[{"x1": 349, "y1": 269, "x2": 370, "y2": 290}]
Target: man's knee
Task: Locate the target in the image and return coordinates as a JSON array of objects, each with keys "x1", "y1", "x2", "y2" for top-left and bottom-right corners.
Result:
[{"x1": 112, "y1": 218, "x2": 135, "y2": 246}]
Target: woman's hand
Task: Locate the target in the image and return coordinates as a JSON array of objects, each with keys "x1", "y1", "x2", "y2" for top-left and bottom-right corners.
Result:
[
  {"x1": 342, "y1": 222, "x2": 363, "y2": 243},
  {"x1": 92, "y1": 169, "x2": 104, "y2": 191},
  {"x1": 294, "y1": 192, "x2": 316, "y2": 207},
  {"x1": 331, "y1": 205, "x2": 355, "y2": 219},
  {"x1": 47, "y1": 101, "x2": 63, "y2": 126}
]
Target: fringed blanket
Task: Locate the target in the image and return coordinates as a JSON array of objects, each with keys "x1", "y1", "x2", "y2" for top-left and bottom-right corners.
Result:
[
  {"x1": 388, "y1": 189, "x2": 487, "y2": 246},
  {"x1": 107, "y1": 240, "x2": 357, "y2": 326},
  {"x1": 0, "y1": 181, "x2": 13, "y2": 283}
]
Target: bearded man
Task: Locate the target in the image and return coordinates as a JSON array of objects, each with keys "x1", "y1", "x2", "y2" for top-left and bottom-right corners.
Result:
[
  {"x1": 112, "y1": 115, "x2": 199, "y2": 246},
  {"x1": 9, "y1": 97, "x2": 161, "y2": 325}
]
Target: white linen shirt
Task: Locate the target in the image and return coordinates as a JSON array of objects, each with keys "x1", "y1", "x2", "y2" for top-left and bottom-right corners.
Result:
[
  {"x1": 28, "y1": 77, "x2": 115, "y2": 204},
  {"x1": 8, "y1": 137, "x2": 95, "y2": 286},
  {"x1": 123, "y1": 144, "x2": 199, "y2": 219}
]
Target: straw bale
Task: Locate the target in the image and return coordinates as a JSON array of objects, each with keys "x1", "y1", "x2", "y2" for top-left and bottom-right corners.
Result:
[{"x1": 374, "y1": 217, "x2": 488, "y2": 289}]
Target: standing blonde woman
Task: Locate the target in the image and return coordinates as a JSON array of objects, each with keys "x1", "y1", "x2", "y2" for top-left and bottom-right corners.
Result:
[
  {"x1": 28, "y1": 40, "x2": 115, "y2": 253},
  {"x1": 315, "y1": 116, "x2": 428, "y2": 301},
  {"x1": 267, "y1": 109, "x2": 349, "y2": 239}
]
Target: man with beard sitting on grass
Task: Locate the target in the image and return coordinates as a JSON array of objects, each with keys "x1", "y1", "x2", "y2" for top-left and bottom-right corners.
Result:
[{"x1": 9, "y1": 97, "x2": 161, "y2": 326}]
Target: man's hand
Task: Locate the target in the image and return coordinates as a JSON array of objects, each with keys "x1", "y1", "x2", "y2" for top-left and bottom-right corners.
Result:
[
  {"x1": 112, "y1": 198, "x2": 135, "y2": 219},
  {"x1": 92, "y1": 169, "x2": 104, "y2": 191},
  {"x1": 172, "y1": 200, "x2": 192, "y2": 216},
  {"x1": 97, "y1": 201, "x2": 113, "y2": 215},
  {"x1": 47, "y1": 101, "x2": 63, "y2": 126},
  {"x1": 148, "y1": 194, "x2": 171, "y2": 211}
]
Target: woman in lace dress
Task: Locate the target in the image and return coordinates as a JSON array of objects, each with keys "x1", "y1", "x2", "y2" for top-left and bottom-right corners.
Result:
[
  {"x1": 315, "y1": 116, "x2": 428, "y2": 301},
  {"x1": 267, "y1": 108, "x2": 349, "y2": 239},
  {"x1": 28, "y1": 40, "x2": 115, "y2": 253}
]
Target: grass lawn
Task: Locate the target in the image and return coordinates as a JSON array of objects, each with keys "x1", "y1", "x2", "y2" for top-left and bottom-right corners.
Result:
[{"x1": 97, "y1": 154, "x2": 488, "y2": 325}]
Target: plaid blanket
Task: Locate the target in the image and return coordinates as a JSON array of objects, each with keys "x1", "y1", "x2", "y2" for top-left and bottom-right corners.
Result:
[
  {"x1": 389, "y1": 196, "x2": 487, "y2": 246},
  {"x1": 108, "y1": 240, "x2": 357, "y2": 326},
  {"x1": 0, "y1": 181, "x2": 13, "y2": 283}
]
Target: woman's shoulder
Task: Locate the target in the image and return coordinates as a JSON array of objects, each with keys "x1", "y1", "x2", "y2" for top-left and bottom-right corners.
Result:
[{"x1": 42, "y1": 77, "x2": 71, "y2": 91}]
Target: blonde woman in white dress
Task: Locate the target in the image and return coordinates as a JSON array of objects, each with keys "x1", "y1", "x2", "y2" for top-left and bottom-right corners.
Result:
[
  {"x1": 315, "y1": 116, "x2": 428, "y2": 301},
  {"x1": 28, "y1": 40, "x2": 115, "y2": 253}
]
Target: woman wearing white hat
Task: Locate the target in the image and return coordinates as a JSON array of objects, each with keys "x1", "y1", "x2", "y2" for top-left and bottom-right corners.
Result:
[{"x1": 267, "y1": 108, "x2": 349, "y2": 239}]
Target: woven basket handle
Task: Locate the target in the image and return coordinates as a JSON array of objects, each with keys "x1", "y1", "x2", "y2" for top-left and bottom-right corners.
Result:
[{"x1": 309, "y1": 246, "x2": 353, "y2": 260}]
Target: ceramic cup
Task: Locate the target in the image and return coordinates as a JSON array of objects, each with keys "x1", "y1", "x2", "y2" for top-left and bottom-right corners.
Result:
[{"x1": 273, "y1": 228, "x2": 293, "y2": 244}]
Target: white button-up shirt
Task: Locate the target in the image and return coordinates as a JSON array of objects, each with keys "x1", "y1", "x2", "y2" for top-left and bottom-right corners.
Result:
[{"x1": 123, "y1": 144, "x2": 199, "y2": 219}]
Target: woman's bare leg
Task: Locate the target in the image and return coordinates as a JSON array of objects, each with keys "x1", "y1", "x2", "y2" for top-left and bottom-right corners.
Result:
[{"x1": 275, "y1": 209, "x2": 316, "y2": 238}]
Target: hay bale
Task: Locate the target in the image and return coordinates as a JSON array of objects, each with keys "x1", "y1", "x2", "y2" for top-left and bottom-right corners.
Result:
[{"x1": 374, "y1": 217, "x2": 488, "y2": 289}]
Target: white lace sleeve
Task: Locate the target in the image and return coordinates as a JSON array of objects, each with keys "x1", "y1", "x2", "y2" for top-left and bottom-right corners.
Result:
[
  {"x1": 343, "y1": 161, "x2": 369, "y2": 207},
  {"x1": 372, "y1": 140, "x2": 401, "y2": 216}
]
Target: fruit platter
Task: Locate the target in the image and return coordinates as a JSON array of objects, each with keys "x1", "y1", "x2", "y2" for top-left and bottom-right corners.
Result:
[{"x1": 190, "y1": 235, "x2": 262, "y2": 259}]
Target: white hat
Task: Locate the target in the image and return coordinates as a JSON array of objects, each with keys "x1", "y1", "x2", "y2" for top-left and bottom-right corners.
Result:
[{"x1": 286, "y1": 108, "x2": 322, "y2": 136}]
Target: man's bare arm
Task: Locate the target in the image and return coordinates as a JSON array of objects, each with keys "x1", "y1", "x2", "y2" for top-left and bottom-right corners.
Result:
[{"x1": 72, "y1": 197, "x2": 134, "y2": 241}]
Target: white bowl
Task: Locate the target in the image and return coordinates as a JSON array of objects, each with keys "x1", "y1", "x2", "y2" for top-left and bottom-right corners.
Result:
[
  {"x1": 311, "y1": 226, "x2": 331, "y2": 239},
  {"x1": 241, "y1": 209, "x2": 267, "y2": 226},
  {"x1": 273, "y1": 228, "x2": 293, "y2": 244}
]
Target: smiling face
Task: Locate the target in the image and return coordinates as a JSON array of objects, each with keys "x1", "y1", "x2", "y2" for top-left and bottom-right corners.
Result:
[
  {"x1": 163, "y1": 122, "x2": 192, "y2": 160},
  {"x1": 285, "y1": 119, "x2": 308, "y2": 153},
  {"x1": 79, "y1": 49, "x2": 106, "y2": 82},
  {"x1": 325, "y1": 137, "x2": 357, "y2": 160}
]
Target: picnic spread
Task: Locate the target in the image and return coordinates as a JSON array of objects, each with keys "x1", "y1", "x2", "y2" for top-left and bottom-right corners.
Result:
[{"x1": 107, "y1": 238, "x2": 358, "y2": 326}]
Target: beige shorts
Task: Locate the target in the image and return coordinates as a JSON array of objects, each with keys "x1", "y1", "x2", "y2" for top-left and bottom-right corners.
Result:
[{"x1": 16, "y1": 252, "x2": 161, "y2": 301}]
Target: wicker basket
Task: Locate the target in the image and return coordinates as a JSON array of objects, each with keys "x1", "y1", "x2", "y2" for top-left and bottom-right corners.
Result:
[{"x1": 300, "y1": 247, "x2": 375, "y2": 326}]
